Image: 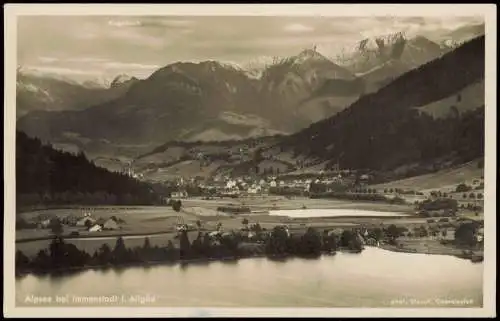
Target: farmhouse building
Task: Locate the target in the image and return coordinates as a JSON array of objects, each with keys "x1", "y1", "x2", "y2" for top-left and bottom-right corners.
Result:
[
  {"x1": 88, "y1": 224, "x2": 102, "y2": 232},
  {"x1": 171, "y1": 190, "x2": 188, "y2": 198}
]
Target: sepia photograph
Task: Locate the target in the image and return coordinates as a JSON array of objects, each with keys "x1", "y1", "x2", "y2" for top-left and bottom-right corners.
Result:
[{"x1": 3, "y1": 4, "x2": 496, "y2": 318}]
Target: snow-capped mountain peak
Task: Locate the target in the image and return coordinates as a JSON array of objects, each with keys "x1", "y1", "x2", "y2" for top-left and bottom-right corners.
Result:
[
  {"x1": 217, "y1": 61, "x2": 244, "y2": 71},
  {"x1": 293, "y1": 48, "x2": 327, "y2": 64}
]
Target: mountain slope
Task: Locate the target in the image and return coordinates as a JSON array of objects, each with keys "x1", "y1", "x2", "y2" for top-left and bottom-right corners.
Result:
[
  {"x1": 16, "y1": 71, "x2": 137, "y2": 118},
  {"x1": 342, "y1": 33, "x2": 445, "y2": 75},
  {"x1": 16, "y1": 50, "x2": 356, "y2": 151},
  {"x1": 295, "y1": 34, "x2": 448, "y2": 124},
  {"x1": 277, "y1": 35, "x2": 485, "y2": 171},
  {"x1": 16, "y1": 32, "x2": 479, "y2": 168},
  {"x1": 257, "y1": 48, "x2": 358, "y2": 130},
  {"x1": 435, "y1": 23, "x2": 486, "y2": 49},
  {"x1": 16, "y1": 61, "x2": 266, "y2": 146},
  {"x1": 16, "y1": 131, "x2": 168, "y2": 207}
]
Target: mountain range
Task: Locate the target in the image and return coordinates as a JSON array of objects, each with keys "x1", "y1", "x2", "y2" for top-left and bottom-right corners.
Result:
[
  {"x1": 15, "y1": 22, "x2": 485, "y2": 182},
  {"x1": 277, "y1": 35, "x2": 485, "y2": 172},
  {"x1": 17, "y1": 32, "x2": 457, "y2": 157},
  {"x1": 100, "y1": 35, "x2": 485, "y2": 183}
]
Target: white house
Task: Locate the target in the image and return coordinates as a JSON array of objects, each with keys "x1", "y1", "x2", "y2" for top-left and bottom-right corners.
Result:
[
  {"x1": 439, "y1": 228, "x2": 456, "y2": 241},
  {"x1": 226, "y1": 180, "x2": 237, "y2": 189},
  {"x1": 285, "y1": 226, "x2": 290, "y2": 238},
  {"x1": 247, "y1": 186, "x2": 261, "y2": 194},
  {"x1": 88, "y1": 224, "x2": 102, "y2": 232},
  {"x1": 39, "y1": 219, "x2": 52, "y2": 229},
  {"x1": 269, "y1": 180, "x2": 277, "y2": 188},
  {"x1": 171, "y1": 191, "x2": 188, "y2": 198},
  {"x1": 476, "y1": 227, "x2": 484, "y2": 243},
  {"x1": 360, "y1": 174, "x2": 370, "y2": 181},
  {"x1": 209, "y1": 231, "x2": 220, "y2": 238}
]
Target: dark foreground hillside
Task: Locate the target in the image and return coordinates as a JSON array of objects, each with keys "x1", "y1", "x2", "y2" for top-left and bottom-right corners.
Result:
[
  {"x1": 16, "y1": 131, "x2": 171, "y2": 208},
  {"x1": 278, "y1": 36, "x2": 485, "y2": 171}
]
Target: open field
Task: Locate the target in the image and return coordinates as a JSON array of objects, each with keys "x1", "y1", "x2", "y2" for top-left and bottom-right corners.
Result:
[
  {"x1": 16, "y1": 194, "x2": 483, "y2": 259},
  {"x1": 380, "y1": 239, "x2": 483, "y2": 258},
  {"x1": 182, "y1": 196, "x2": 414, "y2": 213},
  {"x1": 15, "y1": 196, "x2": 430, "y2": 257},
  {"x1": 16, "y1": 196, "x2": 418, "y2": 241}
]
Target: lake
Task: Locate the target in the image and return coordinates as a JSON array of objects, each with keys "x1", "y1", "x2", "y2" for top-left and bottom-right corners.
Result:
[
  {"x1": 269, "y1": 208, "x2": 410, "y2": 218},
  {"x1": 16, "y1": 247, "x2": 483, "y2": 307}
]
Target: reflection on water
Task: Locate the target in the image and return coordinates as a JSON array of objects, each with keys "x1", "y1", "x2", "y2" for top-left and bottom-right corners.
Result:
[
  {"x1": 269, "y1": 209, "x2": 410, "y2": 218},
  {"x1": 16, "y1": 248, "x2": 483, "y2": 308}
]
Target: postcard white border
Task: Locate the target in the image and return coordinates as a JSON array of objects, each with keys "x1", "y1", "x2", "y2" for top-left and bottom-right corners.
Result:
[{"x1": 3, "y1": 3, "x2": 497, "y2": 318}]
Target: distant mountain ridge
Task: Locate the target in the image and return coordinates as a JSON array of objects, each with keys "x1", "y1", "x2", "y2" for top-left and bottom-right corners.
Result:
[
  {"x1": 16, "y1": 29, "x2": 477, "y2": 166},
  {"x1": 16, "y1": 70, "x2": 138, "y2": 118},
  {"x1": 130, "y1": 35, "x2": 485, "y2": 182},
  {"x1": 277, "y1": 35, "x2": 485, "y2": 171},
  {"x1": 16, "y1": 47, "x2": 356, "y2": 152}
]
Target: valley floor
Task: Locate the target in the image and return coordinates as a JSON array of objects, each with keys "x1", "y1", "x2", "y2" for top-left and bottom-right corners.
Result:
[{"x1": 15, "y1": 195, "x2": 483, "y2": 261}]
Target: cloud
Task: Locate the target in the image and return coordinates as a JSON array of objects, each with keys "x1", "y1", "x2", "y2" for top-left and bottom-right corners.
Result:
[
  {"x1": 283, "y1": 23, "x2": 314, "y2": 33},
  {"x1": 106, "y1": 28, "x2": 169, "y2": 48},
  {"x1": 102, "y1": 62, "x2": 160, "y2": 70},
  {"x1": 65, "y1": 57, "x2": 110, "y2": 63},
  {"x1": 137, "y1": 18, "x2": 196, "y2": 31},
  {"x1": 23, "y1": 65, "x2": 104, "y2": 76},
  {"x1": 18, "y1": 15, "x2": 485, "y2": 83}
]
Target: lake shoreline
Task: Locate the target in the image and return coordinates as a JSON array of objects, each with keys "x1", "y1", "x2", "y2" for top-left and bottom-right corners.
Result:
[
  {"x1": 15, "y1": 250, "x2": 341, "y2": 278},
  {"x1": 15, "y1": 246, "x2": 483, "y2": 309},
  {"x1": 379, "y1": 242, "x2": 484, "y2": 262},
  {"x1": 16, "y1": 242, "x2": 483, "y2": 279}
]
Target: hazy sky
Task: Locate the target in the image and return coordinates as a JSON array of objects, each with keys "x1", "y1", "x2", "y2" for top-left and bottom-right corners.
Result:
[{"x1": 17, "y1": 15, "x2": 484, "y2": 82}]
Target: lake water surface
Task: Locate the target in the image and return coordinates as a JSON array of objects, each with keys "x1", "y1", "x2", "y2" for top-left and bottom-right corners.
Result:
[
  {"x1": 269, "y1": 208, "x2": 410, "y2": 218},
  {"x1": 16, "y1": 247, "x2": 482, "y2": 307}
]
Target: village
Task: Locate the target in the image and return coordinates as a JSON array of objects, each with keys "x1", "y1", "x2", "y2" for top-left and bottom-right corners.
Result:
[
  {"x1": 19, "y1": 210, "x2": 126, "y2": 237},
  {"x1": 166, "y1": 170, "x2": 484, "y2": 213},
  {"x1": 15, "y1": 156, "x2": 485, "y2": 267}
]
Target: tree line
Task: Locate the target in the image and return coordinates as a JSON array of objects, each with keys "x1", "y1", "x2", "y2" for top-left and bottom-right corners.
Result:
[
  {"x1": 15, "y1": 225, "x2": 367, "y2": 275},
  {"x1": 16, "y1": 131, "x2": 172, "y2": 207}
]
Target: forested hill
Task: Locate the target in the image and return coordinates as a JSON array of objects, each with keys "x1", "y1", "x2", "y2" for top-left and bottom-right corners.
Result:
[
  {"x1": 16, "y1": 131, "x2": 170, "y2": 207},
  {"x1": 278, "y1": 35, "x2": 485, "y2": 171}
]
